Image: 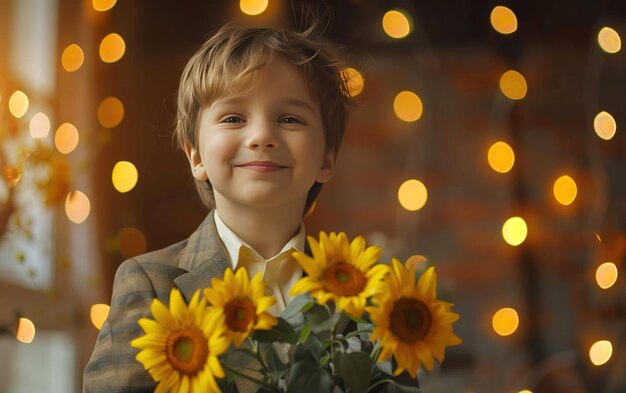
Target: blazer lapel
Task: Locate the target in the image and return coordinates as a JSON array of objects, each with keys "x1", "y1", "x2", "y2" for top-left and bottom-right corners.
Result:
[{"x1": 174, "y1": 210, "x2": 231, "y2": 302}]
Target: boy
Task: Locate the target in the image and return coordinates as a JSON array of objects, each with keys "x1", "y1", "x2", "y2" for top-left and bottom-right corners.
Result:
[{"x1": 83, "y1": 23, "x2": 352, "y2": 392}]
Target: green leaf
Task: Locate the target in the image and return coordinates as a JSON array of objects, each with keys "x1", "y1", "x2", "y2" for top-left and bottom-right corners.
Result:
[
  {"x1": 333, "y1": 351, "x2": 372, "y2": 393},
  {"x1": 306, "y1": 304, "x2": 340, "y2": 333},
  {"x1": 295, "y1": 334, "x2": 326, "y2": 363},
  {"x1": 253, "y1": 318, "x2": 297, "y2": 344},
  {"x1": 286, "y1": 360, "x2": 332, "y2": 393},
  {"x1": 281, "y1": 294, "x2": 314, "y2": 322},
  {"x1": 264, "y1": 345, "x2": 289, "y2": 379},
  {"x1": 216, "y1": 378, "x2": 240, "y2": 393},
  {"x1": 298, "y1": 323, "x2": 312, "y2": 344}
]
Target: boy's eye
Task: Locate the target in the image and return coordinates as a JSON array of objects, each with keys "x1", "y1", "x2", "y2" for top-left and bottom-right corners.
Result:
[
  {"x1": 279, "y1": 116, "x2": 303, "y2": 124},
  {"x1": 221, "y1": 116, "x2": 244, "y2": 123}
]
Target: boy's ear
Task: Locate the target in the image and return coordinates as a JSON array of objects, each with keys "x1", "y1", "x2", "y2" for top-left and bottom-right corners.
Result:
[
  {"x1": 184, "y1": 142, "x2": 208, "y2": 181},
  {"x1": 315, "y1": 151, "x2": 335, "y2": 184}
]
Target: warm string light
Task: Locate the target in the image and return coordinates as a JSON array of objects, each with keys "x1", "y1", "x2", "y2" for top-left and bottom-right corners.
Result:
[
  {"x1": 29, "y1": 112, "x2": 51, "y2": 139},
  {"x1": 382, "y1": 10, "x2": 412, "y2": 39},
  {"x1": 492, "y1": 307, "x2": 519, "y2": 336},
  {"x1": 90, "y1": 304, "x2": 110, "y2": 330},
  {"x1": 393, "y1": 91, "x2": 423, "y2": 122},
  {"x1": 589, "y1": 340, "x2": 612, "y2": 366},
  {"x1": 112, "y1": 161, "x2": 138, "y2": 193},
  {"x1": 341, "y1": 67, "x2": 365, "y2": 97},
  {"x1": 239, "y1": 0, "x2": 268, "y2": 16},
  {"x1": 55, "y1": 123, "x2": 80, "y2": 154},
  {"x1": 65, "y1": 191, "x2": 91, "y2": 224},
  {"x1": 488, "y1": 141, "x2": 515, "y2": 173},
  {"x1": 499, "y1": 70, "x2": 527, "y2": 100},
  {"x1": 598, "y1": 27, "x2": 621, "y2": 54},
  {"x1": 118, "y1": 227, "x2": 148, "y2": 258},
  {"x1": 99, "y1": 33, "x2": 126, "y2": 63},
  {"x1": 93, "y1": 0, "x2": 117, "y2": 12},
  {"x1": 490, "y1": 6, "x2": 518, "y2": 35},
  {"x1": 9, "y1": 91, "x2": 29, "y2": 118},
  {"x1": 62, "y1": 44, "x2": 84, "y2": 72},
  {"x1": 553, "y1": 175, "x2": 577, "y2": 206},
  {"x1": 593, "y1": 111, "x2": 617, "y2": 140},
  {"x1": 502, "y1": 216, "x2": 528, "y2": 246},
  {"x1": 398, "y1": 179, "x2": 428, "y2": 211},
  {"x1": 595, "y1": 262, "x2": 618, "y2": 289},
  {"x1": 98, "y1": 97, "x2": 125, "y2": 128},
  {"x1": 16, "y1": 318, "x2": 36, "y2": 344}
]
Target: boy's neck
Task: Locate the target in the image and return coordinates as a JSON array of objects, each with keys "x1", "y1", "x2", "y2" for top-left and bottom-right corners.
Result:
[{"x1": 213, "y1": 197, "x2": 305, "y2": 260}]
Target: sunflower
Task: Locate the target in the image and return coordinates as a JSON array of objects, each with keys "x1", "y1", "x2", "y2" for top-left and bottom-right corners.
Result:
[
  {"x1": 367, "y1": 259, "x2": 462, "y2": 378},
  {"x1": 203, "y1": 268, "x2": 277, "y2": 347},
  {"x1": 131, "y1": 288, "x2": 229, "y2": 393},
  {"x1": 290, "y1": 231, "x2": 389, "y2": 317}
]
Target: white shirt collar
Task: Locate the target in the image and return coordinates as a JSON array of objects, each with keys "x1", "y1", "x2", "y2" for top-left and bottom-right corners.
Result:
[{"x1": 213, "y1": 210, "x2": 306, "y2": 268}]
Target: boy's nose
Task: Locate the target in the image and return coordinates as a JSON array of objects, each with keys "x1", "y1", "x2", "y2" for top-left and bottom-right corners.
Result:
[{"x1": 245, "y1": 120, "x2": 279, "y2": 150}]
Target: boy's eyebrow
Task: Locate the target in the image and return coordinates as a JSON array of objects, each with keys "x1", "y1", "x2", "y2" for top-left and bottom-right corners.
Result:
[{"x1": 209, "y1": 96, "x2": 317, "y2": 114}]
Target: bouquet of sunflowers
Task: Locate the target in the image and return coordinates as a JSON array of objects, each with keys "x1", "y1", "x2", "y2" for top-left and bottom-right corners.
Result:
[{"x1": 131, "y1": 232, "x2": 461, "y2": 393}]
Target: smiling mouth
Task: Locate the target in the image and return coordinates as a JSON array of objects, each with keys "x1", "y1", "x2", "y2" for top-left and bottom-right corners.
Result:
[{"x1": 235, "y1": 162, "x2": 286, "y2": 173}]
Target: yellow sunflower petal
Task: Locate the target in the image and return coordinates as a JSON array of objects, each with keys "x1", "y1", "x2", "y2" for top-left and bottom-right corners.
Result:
[
  {"x1": 203, "y1": 287, "x2": 225, "y2": 307},
  {"x1": 136, "y1": 350, "x2": 167, "y2": 370},
  {"x1": 349, "y1": 236, "x2": 366, "y2": 262},
  {"x1": 138, "y1": 318, "x2": 167, "y2": 335},
  {"x1": 416, "y1": 266, "x2": 436, "y2": 302},
  {"x1": 256, "y1": 296, "x2": 276, "y2": 313},
  {"x1": 307, "y1": 235, "x2": 327, "y2": 267},
  {"x1": 131, "y1": 334, "x2": 167, "y2": 349},
  {"x1": 290, "y1": 277, "x2": 321, "y2": 296},
  {"x1": 415, "y1": 340, "x2": 435, "y2": 372},
  {"x1": 292, "y1": 252, "x2": 322, "y2": 277},
  {"x1": 169, "y1": 288, "x2": 191, "y2": 326},
  {"x1": 179, "y1": 375, "x2": 190, "y2": 393},
  {"x1": 208, "y1": 354, "x2": 225, "y2": 379},
  {"x1": 150, "y1": 299, "x2": 177, "y2": 328}
]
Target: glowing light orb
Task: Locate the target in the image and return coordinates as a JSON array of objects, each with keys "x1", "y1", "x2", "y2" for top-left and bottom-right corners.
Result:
[
  {"x1": 502, "y1": 216, "x2": 527, "y2": 246},
  {"x1": 398, "y1": 179, "x2": 428, "y2": 211}
]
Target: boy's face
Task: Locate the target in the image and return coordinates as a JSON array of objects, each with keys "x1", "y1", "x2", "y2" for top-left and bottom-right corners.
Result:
[{"x1": 185, "y1": 55, "x2": 334, "y2": 211}]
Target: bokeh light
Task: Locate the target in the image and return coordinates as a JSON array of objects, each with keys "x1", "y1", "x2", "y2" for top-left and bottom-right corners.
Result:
[
  {"x1": 99, "y1": 33, "x2": 126, "y2": 63},
  {"x1": 342, "y1": 67, "x2": 365, "y2": 97},
  {"x1": 502, "y1": 216, "x2": 528, "y2": 246},
  {"x1": 9, "y1": 91, "x2": 29, "y2": 118},
  {"x1": 492, "y1": 307, "x2": 519, "y2": 336},
  {"x1": 594, "y1": 111, "x2": 617, "y2": 140},
  {"x1": 29, "y1": 112, "x2": 51, "y2": 139},
  {"x1": 55, "y1": 123, "x2": 80, "y2": 154},
  {"x1": 598, "y1": 27, "x2": 621, "y2": 54},
  {"x1": 239, "y1": 0, "x2": 268, "y2": 16},
  {"x1": 90, "y1": 304, "x2": 111, "y2": 330},
  {"x1": 596, "y1": 262, "x2": 618, "y2": 289},
  {"x1": 3, "y1": 166, "x2": 22, "y2": 189},
  {"x1": 61, "y1": 44, "x2": 84, "y2": 72},
  {"x1": 406, "y1": 255, "x2": 428, "y2": 270},
  {"x1": 394, "y1": 91, "x2": 423, "y2": 122},
  {"x1": 488, "y1": 141, "x2": 515, "y2": 173},
  {"x1": 589, "y1": 340, "x2": 612, "y2": 366},
  {"x1": 398, "y1": 179, "x2": 428, "y2": 211},
  {"x1": 118, "y1": 227, "x2": 148, "y2": 258},
  {"x1": 499, "y1": 70, "x2": 527, "y2": 100},
  {"x1": 490, "y1": 6, "x2": 517, "y2": 35},
  {"x1": 93, "y1": 0, "x2": 117, "y2": 12},
  {"x1": 16, "y1": 318, "x2": 36, "y2": 344},
  {"x1": 382, "y1": 10, "x2": 412, "y2": 39},
  {"x1": 518, "y1": 391, "x2": 533, "y2": 393},
  {"x1": 65, "y1": 191, "x2": 91, "y2": 224},
  {"x1": 112, "y1": 161, "x2": 138, "y2": 193},
  {"x1": 553, "y1": 175, "x2": 577, "y2": 206},
  {"x1": 98, "y1": 97, "x2": 125, "y2": 128}
]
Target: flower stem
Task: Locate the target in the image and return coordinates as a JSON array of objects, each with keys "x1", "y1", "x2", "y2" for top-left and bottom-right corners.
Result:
[
  {"x1": 365, "y1": 378, "x2": 394, "y2": 393},
  {"x1": 222, "y1": 364, "x2": 280, "y2": 393}
]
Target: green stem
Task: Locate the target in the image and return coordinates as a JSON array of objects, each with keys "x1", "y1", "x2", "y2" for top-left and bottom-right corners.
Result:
[
  {"x1": 370, "y1": 340, "x2": 381, "y2": 361},
  {"x1": 222, "y1": 364, "x2": 280, "y2": 393},
  {"x1": 344, "y1": 328, "x2": 373, "y2": 340},
  {"x1": 365, "y1": 378, "x2": 394, "y2": 393}
]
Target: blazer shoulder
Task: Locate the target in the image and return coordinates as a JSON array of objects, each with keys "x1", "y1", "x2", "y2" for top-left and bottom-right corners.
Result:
[{"x1": 132, "y1": 239, "x2": 187, "y2": 267}]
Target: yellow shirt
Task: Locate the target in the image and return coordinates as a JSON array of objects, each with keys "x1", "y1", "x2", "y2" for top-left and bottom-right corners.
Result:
[{"x1": 213, "y1": 211, "x2": 304, "y2": 317}]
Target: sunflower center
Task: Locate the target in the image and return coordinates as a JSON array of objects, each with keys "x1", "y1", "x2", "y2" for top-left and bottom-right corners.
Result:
[
  {"x1": 321, "y1": 262, "x2": 366, "y2": 296},
  {"x1": 389, "y1": 297, "x2": 432, "y2": 344},
  {"x1": 165, "y1": 328, "x2": 208, "y2": 376},
  {"x1": 224, "y1": 297, "x2": 257, "y2": 332}
]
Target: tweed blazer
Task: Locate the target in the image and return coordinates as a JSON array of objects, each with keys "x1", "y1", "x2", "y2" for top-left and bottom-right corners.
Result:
[{"x1": 84, "y1": 210, "x2": 251, "y2": 392}]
